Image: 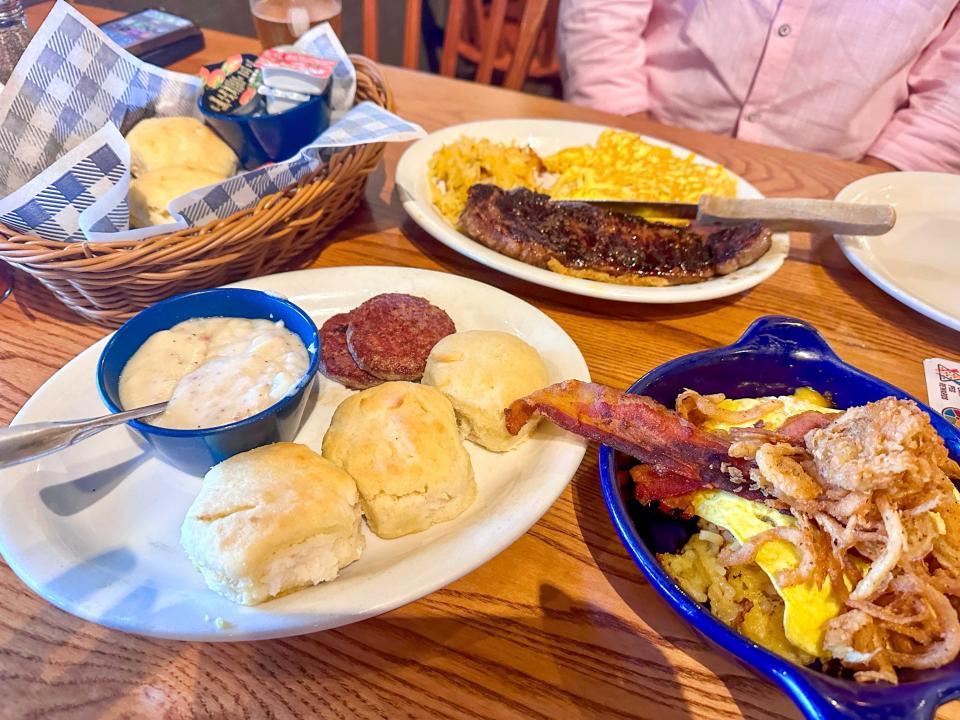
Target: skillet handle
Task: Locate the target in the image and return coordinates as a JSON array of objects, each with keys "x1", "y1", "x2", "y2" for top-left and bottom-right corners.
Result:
[
  {"x1": 781, "y1": 672, "x2": 951, "y2": 720},
  {"x1": 733, "y1": 315, "x2": 840, "y2": 361}
]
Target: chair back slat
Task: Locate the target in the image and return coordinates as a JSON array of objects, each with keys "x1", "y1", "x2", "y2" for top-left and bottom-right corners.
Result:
[
  {"x1": 362, "y1": 0, "x2": 419, "y2": 70},
  {"x1": 475, "y1": 0, "x2": 508, "y2": 84},
  {"x1": 503, "y1": 0, "x2": 549, "y2": 89},
  {"x1": 440, "y1": 0, "x2": 467, "y2": 77},
  {"x1": 402, "y1": 0, "x2": 423, "y2": 69},
  {"x1": 362, "y1": 0, "x2": 379, "y2": 60}
]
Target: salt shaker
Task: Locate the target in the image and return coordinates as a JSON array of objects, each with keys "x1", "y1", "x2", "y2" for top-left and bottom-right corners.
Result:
[{"x1": 0, "y1": 0, "x2": 31, "y2": 85}]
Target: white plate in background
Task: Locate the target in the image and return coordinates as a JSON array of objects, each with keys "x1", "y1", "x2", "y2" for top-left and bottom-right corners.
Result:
[
  {"x1": 0, "y1": 266, "x2": 589, "y2": 641},
  {"x1": 835, "y1": 172, "x2": 960, "y2": 333},
  {"x1": 396, "y1": 119, "x2": 789, "y2": 304}
]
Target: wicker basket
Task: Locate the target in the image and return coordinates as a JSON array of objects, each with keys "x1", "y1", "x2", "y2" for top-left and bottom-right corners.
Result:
[{"x1": 0, "y1": 56, "x2": 393, "y2": 327}]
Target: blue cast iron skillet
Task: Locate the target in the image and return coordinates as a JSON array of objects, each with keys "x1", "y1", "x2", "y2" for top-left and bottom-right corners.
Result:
[{"x1": 599, "y1": 316, "x2": 960, "y2": 720}]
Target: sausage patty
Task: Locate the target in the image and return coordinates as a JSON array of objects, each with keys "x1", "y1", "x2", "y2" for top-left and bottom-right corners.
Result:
[
  {"x1": 346, "y1": 293, "x2": 456, "y2": 381},
  {"x1": 318, "y1": 312, "x2": 382, "y2": 390}
]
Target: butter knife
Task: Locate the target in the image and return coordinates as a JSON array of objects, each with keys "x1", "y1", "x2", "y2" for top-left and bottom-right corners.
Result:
[{"x1": 554, "y1": 195, "x2": 895, "y2": 236}]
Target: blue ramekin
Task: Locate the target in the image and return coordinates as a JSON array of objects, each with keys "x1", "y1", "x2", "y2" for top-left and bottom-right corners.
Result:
[
  {"x1": 599, "y1": 316, "x2": 960, "y2": 720},
  {"x1": 96, "y1": 288, "x2": 319, "y2": 476},
  {"x1": 199, "y1": 83, "x2": 332, "y2": 168}
]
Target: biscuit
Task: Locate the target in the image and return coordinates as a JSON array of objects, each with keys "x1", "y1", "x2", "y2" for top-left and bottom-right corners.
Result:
[
  {"x1": 129, "y1": 165, "x2": 226, "y2": 228},
  {"x1": 180, "y1": 443, "x2": 363, "y2": 605},
  {"x1": 322, "y1": 382, "x2": 476, "y2": 538},
  {"x1": 422, "y1": 330, "x2": 550, "y2": 451},
  {"x1": 126, "y1": 116, "x2": 238, "y2": 177}
]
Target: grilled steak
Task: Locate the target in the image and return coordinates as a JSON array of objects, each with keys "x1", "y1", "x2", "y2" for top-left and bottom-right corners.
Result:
[{"x1": 458, "y1": 185, "x2": 772, "y2": 285}]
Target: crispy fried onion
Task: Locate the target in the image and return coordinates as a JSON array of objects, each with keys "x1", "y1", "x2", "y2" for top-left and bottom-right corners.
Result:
[
  {"x1": 849, "y1": 497, "x2": 904, "y2": 601},
  {"x1": 824, "y1": 609, "x2": 883, "y2": 665},
  {"x1": 675, "y1": 390, "x2": 783, "y2": 427},
  {"x1": 828, "y1": 575, "x2": 960, "y2": 677},
  {"x1": 754, "y1": 443, "x2": 822, "y2": 502},
  {"x1": 719, "y1": 526, "x2": 824, "y2": 587},
  {"x1": 690, "y1": 396, "x2": 960, "y2": 683},
  {"x1": 728, "y1": 438, "x2": 766, "y2": 460},
  {"x1": 885, "y1": 575, "x2": 960, "y2": 669}
]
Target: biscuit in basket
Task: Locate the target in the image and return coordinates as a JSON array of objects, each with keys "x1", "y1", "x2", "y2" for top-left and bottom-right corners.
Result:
[
  {"x1": 321, "y1": 382, "x2": 476, "y2": 538},
  {"x1": 422, "y1": 330, "x2": 550, "y2": 451},
  {"x1": 129, "y1": 165, "x2": 228, "y2": 228},
  {"x1": 126, "y1": 116, "x2": 238, "y2": 177},
  {"x1": 180, "y1": 443, "x2": 364, "y2": 606}
]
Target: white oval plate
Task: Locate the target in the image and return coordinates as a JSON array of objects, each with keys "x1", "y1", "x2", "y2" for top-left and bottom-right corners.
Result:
[
  {"x1": 0, "y1": 266, "x2": 589, "y2": 641},
  {"x1": 395, "y1": 119, "x2": 789, "y2": 304},
  {"x1": 835, "y1": 172, "x2": 960, "y2": 333}
]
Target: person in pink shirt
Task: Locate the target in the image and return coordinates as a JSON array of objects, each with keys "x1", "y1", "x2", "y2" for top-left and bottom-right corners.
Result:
[{"x1": 558, "y1": 0, "x2": 960, "y2": 172}]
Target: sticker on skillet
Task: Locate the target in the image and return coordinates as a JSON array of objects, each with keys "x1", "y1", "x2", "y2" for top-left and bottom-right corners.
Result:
[{"x1": 924, "y1": 358, "x2": 960, "y2": 428}]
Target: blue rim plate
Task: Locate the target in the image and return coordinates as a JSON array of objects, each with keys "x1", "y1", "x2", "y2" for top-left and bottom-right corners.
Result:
[{"x1": 598, "y1": 316, "x2": 960, "y2": 720}]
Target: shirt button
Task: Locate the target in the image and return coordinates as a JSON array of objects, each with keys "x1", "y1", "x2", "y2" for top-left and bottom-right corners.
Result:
[
  {"x1": 778, "y1": 23, "x2": 791, "y2": 37},
  {"x1": 746, "y1": 112, "x2": 761, "y2": 122}
]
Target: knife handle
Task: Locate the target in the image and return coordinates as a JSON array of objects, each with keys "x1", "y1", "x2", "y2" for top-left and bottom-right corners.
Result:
[{"x1": 697, "y1": 195, "x2": 896, "y2": 236}]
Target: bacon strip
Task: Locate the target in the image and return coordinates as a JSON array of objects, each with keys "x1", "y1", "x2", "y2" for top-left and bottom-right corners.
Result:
[
  {"x1": 506, "y1": 380, "x2": 754, "y2": 498},
  {"x1": 777, "y1": 410, "x2": 836, "y2": 442},
  {"x1": 629, "y1": 465, "x2": 706, "y2": 504}
]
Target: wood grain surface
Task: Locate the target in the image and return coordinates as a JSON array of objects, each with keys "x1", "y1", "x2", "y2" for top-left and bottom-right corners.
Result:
[{"x1": 3, "y1": 4, "x2": 959, "y2": 719}]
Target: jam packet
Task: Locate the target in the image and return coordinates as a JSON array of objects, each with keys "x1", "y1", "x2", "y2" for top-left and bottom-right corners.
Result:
[{"x1": 200, "y1": 54, "x2": 262, "y2": 115}]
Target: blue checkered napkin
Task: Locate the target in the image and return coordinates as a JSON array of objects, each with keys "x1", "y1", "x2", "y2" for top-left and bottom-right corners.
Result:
[
  {"x1": 318, "y1": 101, "x2": 424, "y2": 146},
  {"x1": 85, "y1": 200, "x2": 129, "y2": 235},
  {"x1": 0, "y1": 1, "x2": 200, "y2": 195},
  {"x1": 294, "y1": 22, "x2": 356, "y2": 111},
  {"x1": 171, "y1": 152, "x2": 322, "y2": 228},
  {"x1": 169, "y1": 102, "x2": 423, "y2": 230},
  {"x1": 0, "y1": 124, "x2": 128, "y2": 242},
  {"x1": 78, "y1": 156, "x2": 140, "y2": 240}
]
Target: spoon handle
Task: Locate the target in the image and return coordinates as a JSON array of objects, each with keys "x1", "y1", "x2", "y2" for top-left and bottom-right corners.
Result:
[{"x1": 0, "y1": 402, "x2": 167, "y2": 469}]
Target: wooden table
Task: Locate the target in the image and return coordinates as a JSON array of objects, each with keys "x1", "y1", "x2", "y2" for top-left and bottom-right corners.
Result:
[{"x1": 4, "y1": 4, "x2": 959, "y2": 719}]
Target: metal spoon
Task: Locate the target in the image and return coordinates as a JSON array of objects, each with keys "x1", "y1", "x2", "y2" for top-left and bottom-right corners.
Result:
[{"x1": 0, "y1": 402, "x2": 167, "y2": 469}]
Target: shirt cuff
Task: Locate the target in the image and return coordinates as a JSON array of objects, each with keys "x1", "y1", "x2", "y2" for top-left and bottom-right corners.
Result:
[
  {"x1": 867, "y1": 113, "x2": 960, "y2": 173},
  {"x1": 565, "y1": 89, "x2": 649, "y2": 117}
]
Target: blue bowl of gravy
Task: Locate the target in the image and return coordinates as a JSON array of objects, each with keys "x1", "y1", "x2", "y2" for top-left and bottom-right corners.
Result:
[{"x1": 96, "y1": 288, "x2": 319, "y2": 476}]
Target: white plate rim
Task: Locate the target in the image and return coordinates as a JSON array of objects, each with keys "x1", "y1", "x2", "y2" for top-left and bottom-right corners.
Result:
[
  {"x1": 0, "y1": 266, "x2": 590, "y2": 641},
  {"x1": 834, "y1": 172, "x2": 960, "y2": 333},
  {"x1": 395, "y1": 118, "x2": 789, "y2": 304}
]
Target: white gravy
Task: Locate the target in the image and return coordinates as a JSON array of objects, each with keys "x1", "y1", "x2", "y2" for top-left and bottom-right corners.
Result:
[{"x1": 119, "y1": 317, "x2": 310, "y2": 430}]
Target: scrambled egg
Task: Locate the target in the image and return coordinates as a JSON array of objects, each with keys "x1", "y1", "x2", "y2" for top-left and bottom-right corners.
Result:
[
  {"x1": 663, "y1": 389, "x2": 844, "y2": 662},
  {"x1": 700, "y1": 386, "x2": 836, "y2": 433},
  {"x1": 544, "y1": 129, "x2": 737, "y2": 203},
  {"x1": 660, "y1": 533, "x2": 814, "y2": 665},
  {"x1": 686, "y1": 490, "x2": 843, "y2": 658}
]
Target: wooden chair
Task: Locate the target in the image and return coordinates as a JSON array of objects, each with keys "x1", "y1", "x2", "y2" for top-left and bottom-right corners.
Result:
[
  {"x1": 441, "y1": 0, "x2": 553, "y2": 90},
  {"x1": 361, "y1": 0, "x2": 557, "y2": 91},
  {"x1": 361, "y1": 0, "x2": 423, "y2": 70}
]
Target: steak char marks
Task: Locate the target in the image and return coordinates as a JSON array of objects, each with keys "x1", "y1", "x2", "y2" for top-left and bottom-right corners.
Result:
[{"x1": 458, "y1": 185, "x2": 772, "y2": 285}]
